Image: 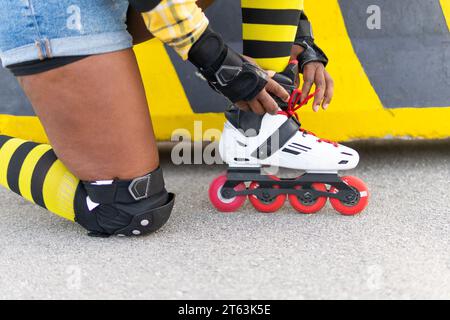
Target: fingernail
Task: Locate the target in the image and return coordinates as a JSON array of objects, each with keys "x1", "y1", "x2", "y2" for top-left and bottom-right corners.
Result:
[
  {"x1": 323, "y1": 104, "x2": 329, "y2": 110},
  {"x1": 313, "y1": 105, "x2": 319, "y2": 112}
]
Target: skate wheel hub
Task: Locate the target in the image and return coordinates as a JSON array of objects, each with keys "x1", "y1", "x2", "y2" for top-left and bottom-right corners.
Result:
[
  {"x1": 262, "y1": 191, "x2": 271, "y2": 199},
  {"x1": 289, "y1": 183, "x2": 328, "y2": 214},
  {"x1": 303, "y1": 191, "x2": 313, "y2": 200},
  {"x1": 221, "y1": 188, "x2": 232, "y2": 199},
  {"x1": 248, "y1": 180, "x2": 286, "y2": 213},
  {"x1": 218, "y1": 187, "x2": 235, "y2": 203}
]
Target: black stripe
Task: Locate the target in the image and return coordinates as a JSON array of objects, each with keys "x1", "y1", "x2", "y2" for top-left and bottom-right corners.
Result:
[
  {"x1": 282, "y1": 148, "x2": 300, "y2": 155},
  {"x1": 252, "y1": 117, "x2": 301, "y2": 159},
  {"x1": 30, "y1": 149, "x2": 58, "y2": 208},
  {"x1": 290, "y1": 144, "x2": 308, "y2": 152},
  {"x1": 292, "y1": 142, "x2": 311, "y2": 150},
  {"x1": 6, "y1": 141, "x2": 38, "y2": 195},
  {"x1": 242, "y1": 8, "x2": 300, "y2": 26},
  {"x1": 0, "y1": 135, "x2": 13, "y2": 148},
  {"x1": 243, "y1": 40, "x2": 294, "y2": 59}
]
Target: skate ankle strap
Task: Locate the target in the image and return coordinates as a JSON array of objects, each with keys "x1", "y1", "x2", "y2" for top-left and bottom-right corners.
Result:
[{"x1": 251, "y1": 117, "x2": 300, "y2": 160}]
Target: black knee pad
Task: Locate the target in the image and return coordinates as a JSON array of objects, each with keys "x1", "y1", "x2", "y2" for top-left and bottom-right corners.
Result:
[{"x1": 74, "y1": 167, "x2": 175, "y2": 237}]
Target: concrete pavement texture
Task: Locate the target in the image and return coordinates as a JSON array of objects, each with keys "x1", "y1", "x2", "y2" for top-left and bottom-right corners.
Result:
[{"x1": 0, "y1": 140, "x2": 449, "y2": 300}]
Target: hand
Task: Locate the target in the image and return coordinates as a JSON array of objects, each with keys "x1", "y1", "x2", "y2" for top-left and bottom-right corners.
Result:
[
  {"x1": 291, "y1": 45, "x2": 334, "y2": 112},
  {"x1": 235, "y1": 78, "x2": 289, "y2": 115},
  {"x1": 235, "y1": 56, "x2": 289, "y2": 115},
  {"x1": 301, "y1": 62, "x2": 334, "y2": 112}
]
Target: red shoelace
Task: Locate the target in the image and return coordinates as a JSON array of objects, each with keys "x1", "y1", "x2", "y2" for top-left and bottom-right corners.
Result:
[{"x1": 277, "y1": 88, "x2": 338, "y2": 147}]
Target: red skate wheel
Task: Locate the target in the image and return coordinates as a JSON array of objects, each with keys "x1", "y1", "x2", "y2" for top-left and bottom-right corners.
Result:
[
  {"x1": 329, "y1": 176, "x2": 369, "y2": 216},
  {"x1": 248, "y1": 178, "x2": 286, "y2": 213},
  {"x1": 288, "y1": 183, "x2": 327, "y2": 214},
  {"x1": 209, "y1": 174, "x2": 246, "y2": 212}
]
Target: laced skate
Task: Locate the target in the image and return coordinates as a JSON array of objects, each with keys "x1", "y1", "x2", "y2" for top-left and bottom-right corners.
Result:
[{"x1": 209, "y1": 88, "x2": 369, "y2": 215}]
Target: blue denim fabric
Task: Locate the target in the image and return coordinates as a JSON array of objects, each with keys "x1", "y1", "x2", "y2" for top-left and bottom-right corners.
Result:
[{"x1": 0, "y1": 0, "x2": 132, "y2": 67}]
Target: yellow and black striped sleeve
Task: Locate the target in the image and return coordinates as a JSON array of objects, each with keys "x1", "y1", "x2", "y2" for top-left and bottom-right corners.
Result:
[
  {"x1": 0, "y1": 136, "x2": 79, "y2": 221},
  {"x1": 241, "y1": 0, "x2": 304, "y2": 72},
  {"x1": 138, "y1": 0, "x2": 210, "y2": 60}
]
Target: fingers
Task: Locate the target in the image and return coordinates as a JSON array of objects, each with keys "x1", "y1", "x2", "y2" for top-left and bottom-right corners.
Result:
[
  {"x1": 236, "y1": 90, "x2": 279, "y2": 115},
  {"x1": 266, "y1": 70, "x2": 276, "y2": 78},
  {"x1": 312, "y1": 65, "x2": 326, "y2": 112},
  {"x1": 257, "y1": 90, "x2": 278, "y2": 115},
  {"x1": 322, "y1": 70, "x2": 334, "y2": 110},
  {"x1": 237, "y1": 62, "x2": 335, "y2": 115},
  {"x1": 301, "y1": 62, "x2": 334, "y2": 111},
  {"x1": 235, "y1": 101, "x2": 250, "y2": 112},
  {"x1": 265, "y1": 78, "x2": 289, "y2": 102},
  {"x1": 300, "y1": 65, "x2": 315, "y2": 102},
  {"x1": 248, "y1": 98, "x2": 265, "y2": 115}
]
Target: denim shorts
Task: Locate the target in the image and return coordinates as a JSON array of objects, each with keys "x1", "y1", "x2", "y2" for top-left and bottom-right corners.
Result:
[{"x1": 0, "y1": 0, "x2": 132, "y2": 67}]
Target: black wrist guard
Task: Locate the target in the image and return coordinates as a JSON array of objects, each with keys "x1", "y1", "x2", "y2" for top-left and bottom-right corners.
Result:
[
  {"x1": 188, "y1": 28, "x2": 268, "y2": 103},
  {"x1": 294, "y1": 13, "x2": 329, "y2": 73},
  {"x1": 296, "y1": 38, "x2": 329, "y2": 72}
]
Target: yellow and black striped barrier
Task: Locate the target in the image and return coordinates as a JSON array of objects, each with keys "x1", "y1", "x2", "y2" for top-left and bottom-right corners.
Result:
[{"x1": 0, "y1": 0, "x2": 449, "y2": 142}]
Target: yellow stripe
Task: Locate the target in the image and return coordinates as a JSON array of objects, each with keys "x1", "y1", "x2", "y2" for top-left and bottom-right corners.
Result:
[
  {"x1": 42, "y1": 160, "x2": 77, "y2": 221},
  {"x1": 0, "y1": 138, "x2": 26, "y2": 189},
  {"x1": 440, "y1": 0, "x2": 450, "y2": 31},
  {"x1": 254, "y1": 57, "x2": 291, "y2": 73},
  {"x1": 303, "y1": 0, "x2": 383, "y2": 113},
  {"x1": 242, "y1": 23, "x2": 298, "y2": 42},
  {"x1": 18, "y1": 144, "x2": 52, "y2": 204},
  {"x1": 241, "y1": 0, "x2": 303, "y2": 10}
]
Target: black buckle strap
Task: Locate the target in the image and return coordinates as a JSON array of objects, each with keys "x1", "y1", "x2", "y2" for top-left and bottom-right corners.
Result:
[
  {"x1": 296, "y1": 39, "x2": 329, "y2": 72},
  {"x1": 83, "y1": 167, "x2": 165, "y2": 204},
  {"x1": 251, "y1": 117, "x2": 301, "y2": 160},
  {"x1": 214, "y1": 65, "x2": 243, "y2": 87}
]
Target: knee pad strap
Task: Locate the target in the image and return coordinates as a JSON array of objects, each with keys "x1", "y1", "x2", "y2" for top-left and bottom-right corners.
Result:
[{"x1": 82, "y1": 167, "x2": 166, "y2": 204}]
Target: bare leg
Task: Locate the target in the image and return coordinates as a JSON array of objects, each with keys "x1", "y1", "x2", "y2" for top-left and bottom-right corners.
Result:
[{"x1": 18, "y1": 48, "x2": 158, "y2": 181}]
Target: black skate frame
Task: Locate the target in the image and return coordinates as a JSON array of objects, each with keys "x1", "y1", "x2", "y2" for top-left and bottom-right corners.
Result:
[{"x1": 221, "y1": 167, "x2": 359, "y2": 204}]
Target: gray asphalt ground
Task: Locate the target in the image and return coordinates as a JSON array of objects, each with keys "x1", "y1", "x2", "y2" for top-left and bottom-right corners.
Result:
[{"x1": 0, "y1": 139, "x2": 449, "y2": 300}]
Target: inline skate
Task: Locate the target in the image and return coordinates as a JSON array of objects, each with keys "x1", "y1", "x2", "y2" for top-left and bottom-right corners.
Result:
[{"x1": 209, "y1": 69, "x2": 369, "y2": 215}]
